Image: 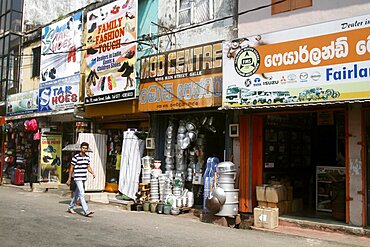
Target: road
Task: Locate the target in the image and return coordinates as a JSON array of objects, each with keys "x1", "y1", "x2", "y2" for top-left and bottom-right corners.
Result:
[{"x1": 0, "y1": 186, "x2": 363, "y2": 247}]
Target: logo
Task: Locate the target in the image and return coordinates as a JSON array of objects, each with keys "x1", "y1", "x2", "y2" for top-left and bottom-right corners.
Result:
[
  {"x1": 234, "y1": 47, "x2": 260, "y2": 77},
  {"x1": 311, "y1": 71, "x2": 321, "y2": 81},
  {"x1": 299, "y1": 72, "x2": 309, "y2": 82},
  {"x1": 245, "y1": 78, "x2": 252, "y2": 87},
  {"x1": 280, "y1": 76, "x2": 287, "y2": 84}
]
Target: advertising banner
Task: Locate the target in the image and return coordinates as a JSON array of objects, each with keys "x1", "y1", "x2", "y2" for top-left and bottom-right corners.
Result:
[
  {"x1": 6, "y1": 90, "x2": 38, "y2": 116},
  {"x1": 139, "y1": 42, "x2": 223, "y2": 112},
  {"x1": 39, "y1": 11, "x2": 82, "y2": 112},
  {"x1": 84, "y1": 0, "x2": 137, "y2": 105},
  {"x1": 40, "y1": 135, "x2": 62, "y2": 183},
  {"x1": 222, "y1": 14, "x2": 370, "y2": 108}
]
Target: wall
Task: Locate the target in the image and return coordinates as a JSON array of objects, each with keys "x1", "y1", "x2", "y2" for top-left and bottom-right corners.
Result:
[
  {"x1": 23, "y1": 0, "x2": 95, "y2": 29},
  {"x1": 238, "y1": 0, "x2": 370, "y2": 37},
  {"x1": 20, "y1": 40, "x2": 41, "y2": 92},
  {"x1": 157, "y1": 0, "x2": 236, "y2": 51}
]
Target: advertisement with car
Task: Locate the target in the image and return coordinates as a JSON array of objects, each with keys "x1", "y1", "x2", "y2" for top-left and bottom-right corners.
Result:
[{"x1": 222, "y1": 14, "x2": 370, "y2": 108}]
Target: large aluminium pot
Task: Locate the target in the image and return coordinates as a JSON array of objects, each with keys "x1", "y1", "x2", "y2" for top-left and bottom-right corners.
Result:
[
  {"x1": 216, "y1": 161, "x2": 236, "y2": 173},
  {"x1": 215, "y1": 201, "x2": 239, "y2": 216}
]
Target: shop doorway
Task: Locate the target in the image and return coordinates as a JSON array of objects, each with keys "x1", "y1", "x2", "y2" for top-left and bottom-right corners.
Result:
[{"x1": 261, "y1": 110, "x2": 346, "y2": 222}]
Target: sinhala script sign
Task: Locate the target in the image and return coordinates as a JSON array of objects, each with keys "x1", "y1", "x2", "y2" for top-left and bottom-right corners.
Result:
[{"x1": 223, "y1": 14, "x2": 370, "y2": 108}]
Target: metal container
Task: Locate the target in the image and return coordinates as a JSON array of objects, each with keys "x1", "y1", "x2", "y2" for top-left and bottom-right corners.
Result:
[
  {"x1": 150, "y1": 202, "x2": 158, "y2": 213},
  {"x1": 143, "y1": 201, "x2": 150, "y2": 212},
  {"x1": 215, "y1": 202, "x2": 239, "y2": 216},
  {"x1": 163, "y1": 204, "x2": 172, "y2": 215},
  {"x1": 218, "y1": 181, "x2": 235, "y2": 190},
  {"x1": 157, "y1": 202, "x2": 164, "y2": 214},
  {"x1": 212, "y1": 187, "x2": 226, "y2": 205},
  {"x1": 216, "y1": 161, "x2": 236, "y2": 173},
  {"x1": 223, "y1": 189, "x2": 239, "y2": 203}
]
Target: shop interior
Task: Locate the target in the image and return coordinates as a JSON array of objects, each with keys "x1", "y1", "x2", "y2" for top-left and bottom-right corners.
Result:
[
  {"x1": 155, "y1": 111, "x2": 226, "y2": 207},
  {"x1": 262, "y1": 111, "x2": 346, "y2": 222}
]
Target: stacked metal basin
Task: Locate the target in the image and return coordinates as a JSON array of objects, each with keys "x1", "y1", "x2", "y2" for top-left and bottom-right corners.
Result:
[{"x1": 215, "y1": 161, "x2": 239, "y2": 216}]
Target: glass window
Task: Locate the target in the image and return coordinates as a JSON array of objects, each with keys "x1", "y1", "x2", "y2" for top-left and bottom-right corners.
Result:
[
  {"x1": 178, "y1": 0, "x2": 192, "y2": 26},
  {"x1": 0, "y1": 38, "x2": 3, "y2": 56},
  {"x1": 32, "y1": 46, "x2": 41, "y2": 78},
  {"x1": 3, "y1": 34, "x2": 9, "y2": 55},
  {"x1": 0, "y1": 16, "x2": 4, "y2": 34},
  {"x1": 2, "y1": 56, "x2": 8, "y2": 81},
  {"x1": 177, "y1": 0, "x2": 213, "y2": 27},
  {"x1": 11, "y1": 11, "x2": 22, "y2": 32},
  {"x1": 12, "y1": 0, "x2": 23, "y2": 12},
  {"x1": 5, "y1": 12, "x2": 10, "y2": 32},
  {"x1": 0, "y1": 58, "x2": 3, "y2": 81},
  {"x1": 1, "y1": 0, "x2": 6, "y2": 16},
  {"x1": 5, "y1": 0, "x2": 10, "y2": 12}
]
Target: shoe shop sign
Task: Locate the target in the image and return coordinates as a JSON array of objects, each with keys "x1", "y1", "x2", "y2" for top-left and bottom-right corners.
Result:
[
  {"x1": 39, "y1": 12, "x2": 82, "y2": 112},
  {"x1": 40, "y1": 135, "x2": 62, "y2": 183},
  {"x1": 222, "y1": 13, "x2": 370, "y2": 109},
  {"x1": 84, "y1": 0, "x2": 137, "y2": 105},
  {"x1": 138, "y1": 41, "x2": 223, "y2": 112},
  {"x1": 6, "y1": 89, "x2": 38, "y2": 116}
]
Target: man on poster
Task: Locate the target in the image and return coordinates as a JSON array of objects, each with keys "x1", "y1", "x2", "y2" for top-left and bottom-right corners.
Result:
[{"x1": 66, "y1": 142, "x2": 95, "y2": 216}]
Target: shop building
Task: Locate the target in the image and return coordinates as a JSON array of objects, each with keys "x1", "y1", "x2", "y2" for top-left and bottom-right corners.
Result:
[{"x1": 223, "y1": 13, "x2": 370, "y2": 226}]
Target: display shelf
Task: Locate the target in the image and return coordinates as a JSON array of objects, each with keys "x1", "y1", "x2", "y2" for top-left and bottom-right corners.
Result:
[{"x1": 316, "y1": 166, "x2": 345, "y2": 212}]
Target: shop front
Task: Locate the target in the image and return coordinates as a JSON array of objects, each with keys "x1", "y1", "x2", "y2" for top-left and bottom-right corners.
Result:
[
  {"x1": 222, "y1": 14, "x2": 370, "y2": 226},
  {"x1": 139, "y1": 41, "x2": 226, "y2": 208}
]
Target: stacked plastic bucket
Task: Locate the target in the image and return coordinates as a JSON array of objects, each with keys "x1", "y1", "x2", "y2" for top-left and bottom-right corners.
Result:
[{"x1": 215, "y1": 161, "x2": 239, "y2": 216}]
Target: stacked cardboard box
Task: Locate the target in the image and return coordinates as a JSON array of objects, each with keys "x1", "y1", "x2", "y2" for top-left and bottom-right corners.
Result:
[
  {"x1": 253, "y1": 207, "x2": 279, "y2": 229},
  {"x1": 256, "y1": 184, "x2": 295, "y2": 215}
]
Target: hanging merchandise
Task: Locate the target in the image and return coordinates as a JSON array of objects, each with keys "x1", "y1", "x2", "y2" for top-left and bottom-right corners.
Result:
[
  {"x1": 203, "y1": 157, "x2": 220, "y2": 213},
  {"x1": 118, "y1": 130, "x2": 143, "y2": 199}
]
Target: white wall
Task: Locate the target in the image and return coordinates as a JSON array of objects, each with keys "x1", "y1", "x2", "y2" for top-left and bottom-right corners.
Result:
[
  {"x1": 23, "y1": 0, "x2": 96, "y2": 28},
  {"x1": 157, "y1": 0, "x2": 236, "y2": 51},
  {"x1": 238, "y1": 0, "x2": 370, "y2": 37}
]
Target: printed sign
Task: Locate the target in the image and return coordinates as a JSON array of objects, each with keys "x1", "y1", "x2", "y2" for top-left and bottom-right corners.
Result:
[
  {"x1": 40, "y1": 135, "x2": 62, "y2": 183},
  {"x1": 139, "y1": 42, "x2": 223, "y2": 111},
  {"x1": 39, "y1": 12, "x2": 82, "y2": 112},
  {"x1": 84, "y1": 0, "x2": 137, "y2": 105},
  {"x1": 6, "y1": 90, "x2": 38, "y2": 116},
  {"x1": 222, "y1": 14, "x2": 370, "y2": 108}
]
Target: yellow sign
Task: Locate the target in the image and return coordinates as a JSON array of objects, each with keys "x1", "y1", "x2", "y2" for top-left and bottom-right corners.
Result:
[
  {"x1": 40, "y1": 135, "x2": 62, "y2": 182},
  {"x1": 139, "y1": 41, "x2": 223, "y2": 111}
]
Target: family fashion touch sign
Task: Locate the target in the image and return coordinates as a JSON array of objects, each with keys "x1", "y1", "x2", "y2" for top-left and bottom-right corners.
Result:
[
  {"x1": 84, "y1": 0, "x2": 137, "y2": 105},
  {"x1": 138, "y1": 41, "x2": 223, "y2": 112},
  {"x1": 222, "y1": 14, "x2": 370, "y2": 108},
  {"x1": 39, "y1": 12, "x2": 82, "y2": 112}
]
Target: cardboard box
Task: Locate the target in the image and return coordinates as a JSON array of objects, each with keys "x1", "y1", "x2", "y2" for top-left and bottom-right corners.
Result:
[
  {"x1": 267, "y1": 202, "x2": 285, "y2": 215},
  {"x1": 256, "y1": 185, "x2": 269, "y2": 201},
  {"x1": 266, "y1": 185, "x2": 286, "y2": 203},
  {"x1": 258, "y1": 201, "x2": 268, "y2": 207},
  {"x1": 254, "y1": 207, "x2": 279, "y2": 229}
]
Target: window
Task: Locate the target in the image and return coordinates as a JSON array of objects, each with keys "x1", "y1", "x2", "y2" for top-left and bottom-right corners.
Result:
[
  {"x1": 32, "y1": 46, "x2": 41, "y2": 78},
  {"x1": 177, "y1": 0, "x2": 214, "y2": 27},
  {"x1": 272, "y1": 0, "x2": 312, "y2": 15}
]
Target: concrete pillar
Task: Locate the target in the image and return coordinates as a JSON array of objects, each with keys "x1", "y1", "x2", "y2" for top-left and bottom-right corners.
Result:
[{"x1": 348, "y1": 103, "x2": 363, "y2": 226}]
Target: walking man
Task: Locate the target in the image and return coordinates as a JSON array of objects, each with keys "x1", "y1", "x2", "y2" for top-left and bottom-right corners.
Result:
[{"x1": 66, "y1": 142, "x2": 95, "y2": 216}]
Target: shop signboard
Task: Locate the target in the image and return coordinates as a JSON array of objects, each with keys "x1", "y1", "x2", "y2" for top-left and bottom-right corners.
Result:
[
  {"x1": 39, "y1": 12, "x2": 82, "y2": 112},
  {"x1": 6, "y1": 90, "x2": 38, "y2": 116},
  {"x1": 138, "y1": 41, "x2": 223, "y2": 112},
  {"x1": 222, "y1": 14, "x2": 370, "y2": 108},
  {"x1": 40, "y1": 135, "x2": 62, "y2": 183},
  {"x1": 84, "y1": 0, "x2": 137, "y2": 105}
]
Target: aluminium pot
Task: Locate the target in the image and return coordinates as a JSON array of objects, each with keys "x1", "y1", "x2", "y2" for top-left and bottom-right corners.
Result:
[
  {"x1": 212, "y1": 187, "x2": 226, "y2": 205},
  {"x1": 215, "y1": 202, "x2": 239, "y2": 216},
  {"x1": 216, "y1": 161, "x2": 236, "y2": 173},
  {"x1": 218, "y1": 181, "x2": 235, "y2": 190},
  {"x1": 223, "y1": 189, "x2": 239, "y2": 203}
]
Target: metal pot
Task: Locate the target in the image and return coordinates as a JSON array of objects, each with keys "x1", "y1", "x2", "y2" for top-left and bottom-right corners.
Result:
[
  {"x1": 215, "y1": 202, "x2": 239, "y2": 216},
  {"x1": 188, "y1": 131, "x2": 197, "y2": 142},
  {"x1": 212, "y1": 187, "x2": 226, "y2": 205},
  {"x1": 216, "y1": 161, "x2": 236, "y2": 173},
  {"x1": 185, "y1": 122, "x2": 196, "y2": 131},
  {"x1": 205, "y1": 196, "x2": 221, "y2": 214}
]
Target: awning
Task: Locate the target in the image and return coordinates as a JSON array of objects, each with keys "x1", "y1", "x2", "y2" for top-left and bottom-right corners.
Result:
[{"x1": 5, "y1": 109, "x2": 74, "y2": 121}]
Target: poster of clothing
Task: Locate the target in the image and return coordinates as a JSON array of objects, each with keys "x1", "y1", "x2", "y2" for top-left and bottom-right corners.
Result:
[
  {"x1": 6, "y1": 90, "x2": 38, "y2": 116},
  {"x1": 84, "y1": 0, "x2": 137, "y2": 105},
  {"x1": 39, "y1": 11, "x2": 82, "y2": 112},
  {"x1": 40, "y1": 135, "x2": 62, "y2": 183}
]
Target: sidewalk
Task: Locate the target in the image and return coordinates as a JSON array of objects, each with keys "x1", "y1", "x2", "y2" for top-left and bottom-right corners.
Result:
[
  {"x1": 2, "y1": 181, "x2": 370, "y2": 245},
  {"x1": 251, "y1": 219, "x2": 370, "y2": 247}
]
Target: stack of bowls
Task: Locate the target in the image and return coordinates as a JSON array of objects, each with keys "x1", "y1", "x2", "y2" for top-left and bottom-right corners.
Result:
[
  {"x1": 158, "y1": 174, "x2": 167, "y2": 201},
  {"x1": 142, "y1": 168, "x2": 151, "y2": 184},
  {"x1": 215, "y1": 161, "x2": 239, "y2": 217},
  {"x1": 150, "y1": 178, "x2": 159, "y2": 202}
]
